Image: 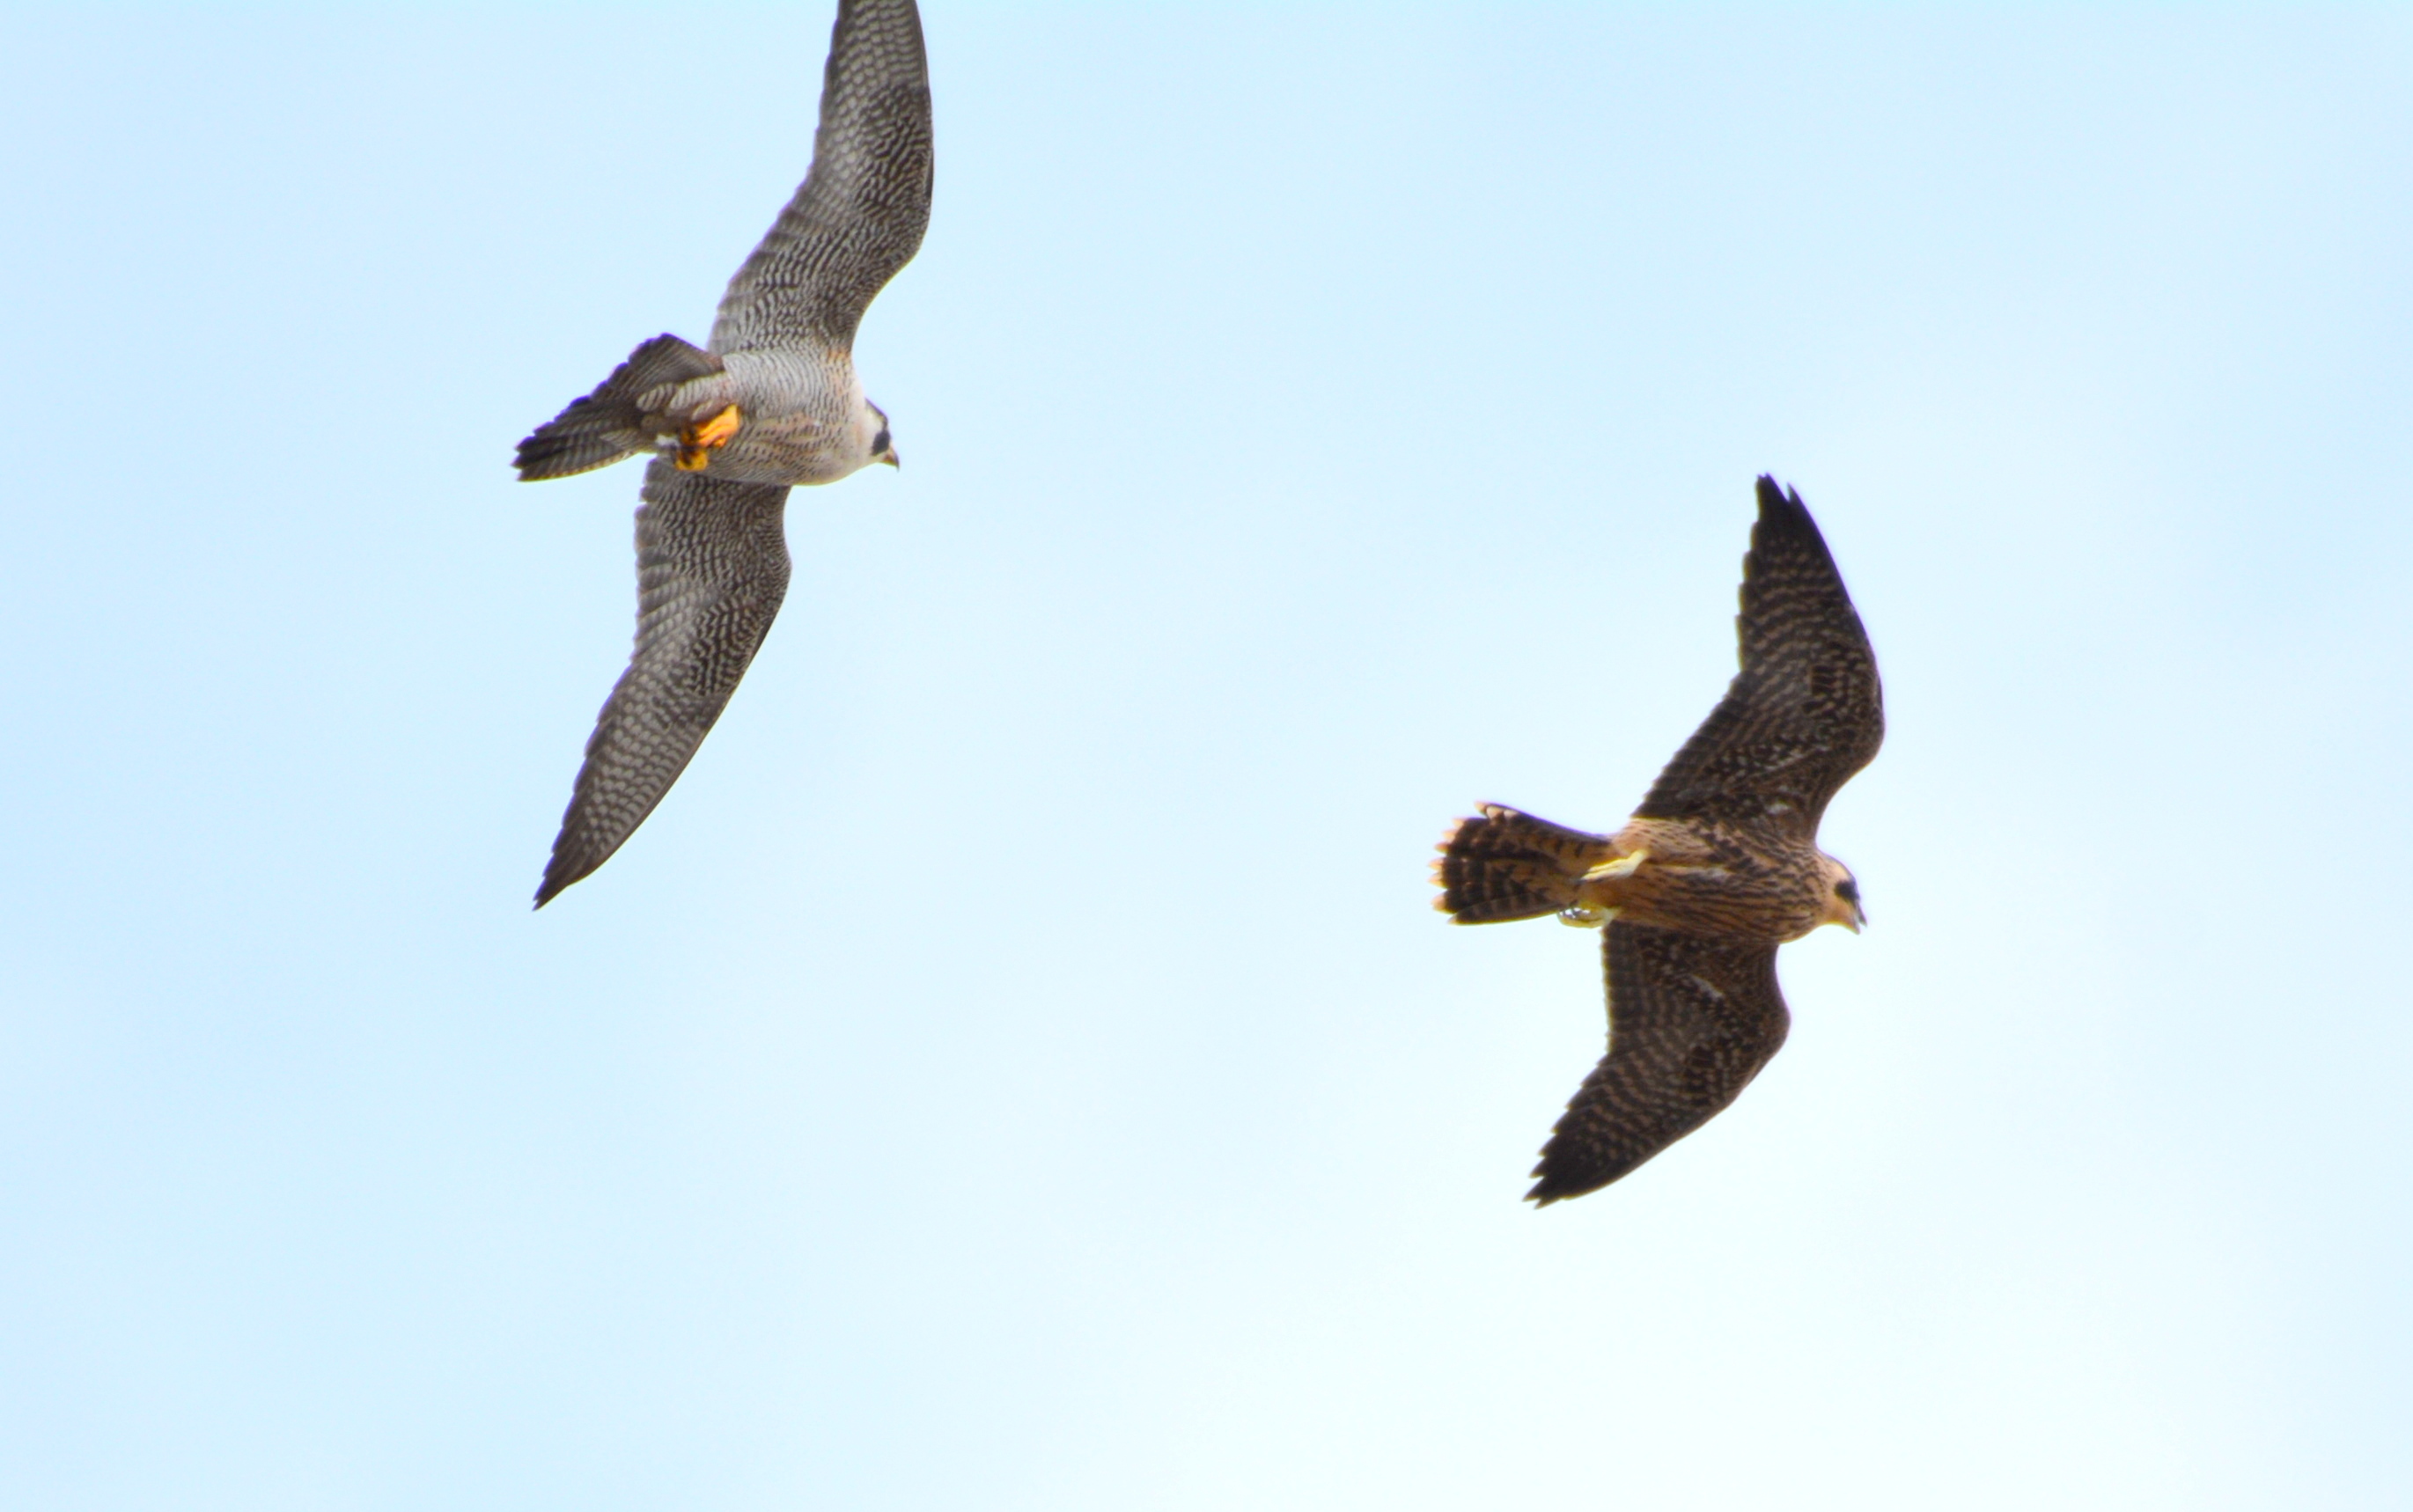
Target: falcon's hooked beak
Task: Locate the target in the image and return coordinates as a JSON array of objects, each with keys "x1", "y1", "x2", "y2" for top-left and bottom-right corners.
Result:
[
  {"x1": 1827, "y1": 876, "x2": 1866, "y2": 933},
  {"x1": 878, "y1": 449, "x2": 900, "y2": 468}
]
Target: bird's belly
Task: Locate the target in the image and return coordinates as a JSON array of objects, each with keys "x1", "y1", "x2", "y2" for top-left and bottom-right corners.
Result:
[
  {"x1": 1593, "y1": 862, "x2": 1825, "y2": 942},
  {"x1": 687, "y1": 419, "x2": 856, "y2": 486},
  {"x1": 680, "y1": 349, "x2": 857, "y2": 485}
]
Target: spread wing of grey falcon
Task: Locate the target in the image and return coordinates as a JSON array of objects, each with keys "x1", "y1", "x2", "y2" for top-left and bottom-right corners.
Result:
[
  {"x1": 1432, "y1": 479, "x2": 1884, "y2": 1203},
  {"x1": 513, "y1": 0, "x2": 931, "y2": 906}
]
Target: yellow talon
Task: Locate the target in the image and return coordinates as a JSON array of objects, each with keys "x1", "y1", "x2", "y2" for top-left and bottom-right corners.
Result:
[
  {"x1": 674, "y1": 404, "x2": 743, "y2": 471},
  {"x1": 1581, "y1": 848, "x2": 1650, "y2": 883}
]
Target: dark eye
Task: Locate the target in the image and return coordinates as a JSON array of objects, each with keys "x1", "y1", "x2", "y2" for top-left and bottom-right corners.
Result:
[
  {"x1": 1835, "y1": 879, "x2": 1859, "y2": 902},
  {"x1": 872, "y1": 428, "x2": 891, "y2": 454}
]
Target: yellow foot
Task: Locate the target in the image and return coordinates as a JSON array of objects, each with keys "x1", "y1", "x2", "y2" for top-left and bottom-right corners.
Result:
[
  {"x1": 1581, "y1": 848, "x2": 1649, "y2": 883},
  {"x1": 674, "y1": 404, "x2": 743, "y2": 471}
]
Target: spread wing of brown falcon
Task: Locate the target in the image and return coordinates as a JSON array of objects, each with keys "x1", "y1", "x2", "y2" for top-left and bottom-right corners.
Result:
[{"x1": 1433, "y1": 477, "x2": 1884, "y2": 1204}]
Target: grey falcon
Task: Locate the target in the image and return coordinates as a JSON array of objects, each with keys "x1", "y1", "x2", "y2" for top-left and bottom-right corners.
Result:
[
  {"x1": 1433, "y1": 479, "x2": 1885, "y2": 1203},
  {"x1": 513, "y1": 0, "x2": 931, "y2": 906}
]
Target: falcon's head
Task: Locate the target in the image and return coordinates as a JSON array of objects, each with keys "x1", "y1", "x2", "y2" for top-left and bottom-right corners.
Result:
[
  {"x1": 1816, "y1": 856, "x2": 1866, "y2": 933},
  {"x1": 857, "y1": 399, "x2": 901, "y2": 470}
]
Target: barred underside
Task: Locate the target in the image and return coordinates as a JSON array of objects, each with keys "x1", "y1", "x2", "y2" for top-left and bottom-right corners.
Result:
[
  {"x1": 1635, "y1": 477, "x2": 1884, "y2": 836},
  {"x1": 1527, "y1": 923, "x2": 1789, "y2": 1203},
  {"x1": 711, "y1": 0, "x2": 932, "y2": 355},
  {"x1": 534, "y1": 462, "x2": 793, "y2": 906}
]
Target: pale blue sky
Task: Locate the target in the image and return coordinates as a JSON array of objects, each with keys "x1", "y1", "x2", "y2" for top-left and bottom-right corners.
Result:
[{"x1": 3, "y1": 4, "x2": 2409, "y2": 1508}]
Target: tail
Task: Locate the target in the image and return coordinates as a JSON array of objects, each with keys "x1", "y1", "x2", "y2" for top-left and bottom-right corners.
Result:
[
  {"x1": 1431, "y1": 804, "x2": 1619, "y2": 923},
  {"x1": 514, "y1": 334, "x2": 721, "y2": 481}
]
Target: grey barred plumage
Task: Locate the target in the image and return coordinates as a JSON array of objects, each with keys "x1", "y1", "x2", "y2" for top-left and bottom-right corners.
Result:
[
  {"x1": 1433, "y1": 478, "x2": 1884, "y2": 1203},
  {"x1": 712, "y1": 0, "x2": 931, "y2": 355},
  {"x1": 514, "y1": 0, "x2": 931, "y2": 906},
  {"x1": 539, "y1": 464, "x2": 791, "y2": 905}
]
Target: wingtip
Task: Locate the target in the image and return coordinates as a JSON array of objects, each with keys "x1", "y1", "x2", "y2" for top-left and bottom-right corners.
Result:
[
  {"x1": 1527, "y1": 1147, "x2": 1630, "y2": 1207},
  {"x1": 1524, "y1": 1172, "x2": 1582, "y2": 1207},
  {"x1": 1755, "y1": 473, "x2": 1806, "y2": 517},
  {"x1": 1525, "y1": 1158, "x2": 1561, "y2": 1206},
  {"x1": 1748, "y1": 475, "x2": 1832, "y2": 566},
  {"x1": 532, "y1": 862, "x2": 577, "y2": 909}
]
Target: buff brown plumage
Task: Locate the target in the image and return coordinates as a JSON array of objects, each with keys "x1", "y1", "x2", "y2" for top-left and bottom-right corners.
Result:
[{"x1": 1434, "y1": 477, "x2": 1884, "y2": 1203}]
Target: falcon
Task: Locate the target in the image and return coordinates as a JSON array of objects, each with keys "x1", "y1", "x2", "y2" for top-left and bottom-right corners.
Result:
[
  {"x1": 1433, "y1": 478, "x2": 1884, "y2": 1203},
  {"x1": 513, "y1": 0, "x2": 931, "y2": 906}
]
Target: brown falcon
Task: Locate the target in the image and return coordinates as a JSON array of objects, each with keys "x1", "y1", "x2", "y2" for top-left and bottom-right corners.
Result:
[{"x1": 1433, "y1": 478, "x2": 1884, "y2": 1204}]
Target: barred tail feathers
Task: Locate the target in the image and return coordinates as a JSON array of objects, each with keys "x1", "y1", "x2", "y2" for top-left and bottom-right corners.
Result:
[
  {"x1": 514, "y1": 334, "x2": 721, "y2": 481},
  {"x1": 1432, "y1": 804, "x2": 1620, "y2": 924}
]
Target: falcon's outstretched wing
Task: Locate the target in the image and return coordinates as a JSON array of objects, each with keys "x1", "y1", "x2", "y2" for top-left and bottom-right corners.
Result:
[
  {"x1": 1528, "y1": 923, "x2": 1789, "y2": 1203},
  {"x1": 1637, "y1": 477, "x2": 1883, "y2": 838},
  {"x1": 710, "y1": 0, "x2": 932, "y2": 356},
  {"x1": 536, "y1": 462, "x2": 792, "y2": 906}
]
